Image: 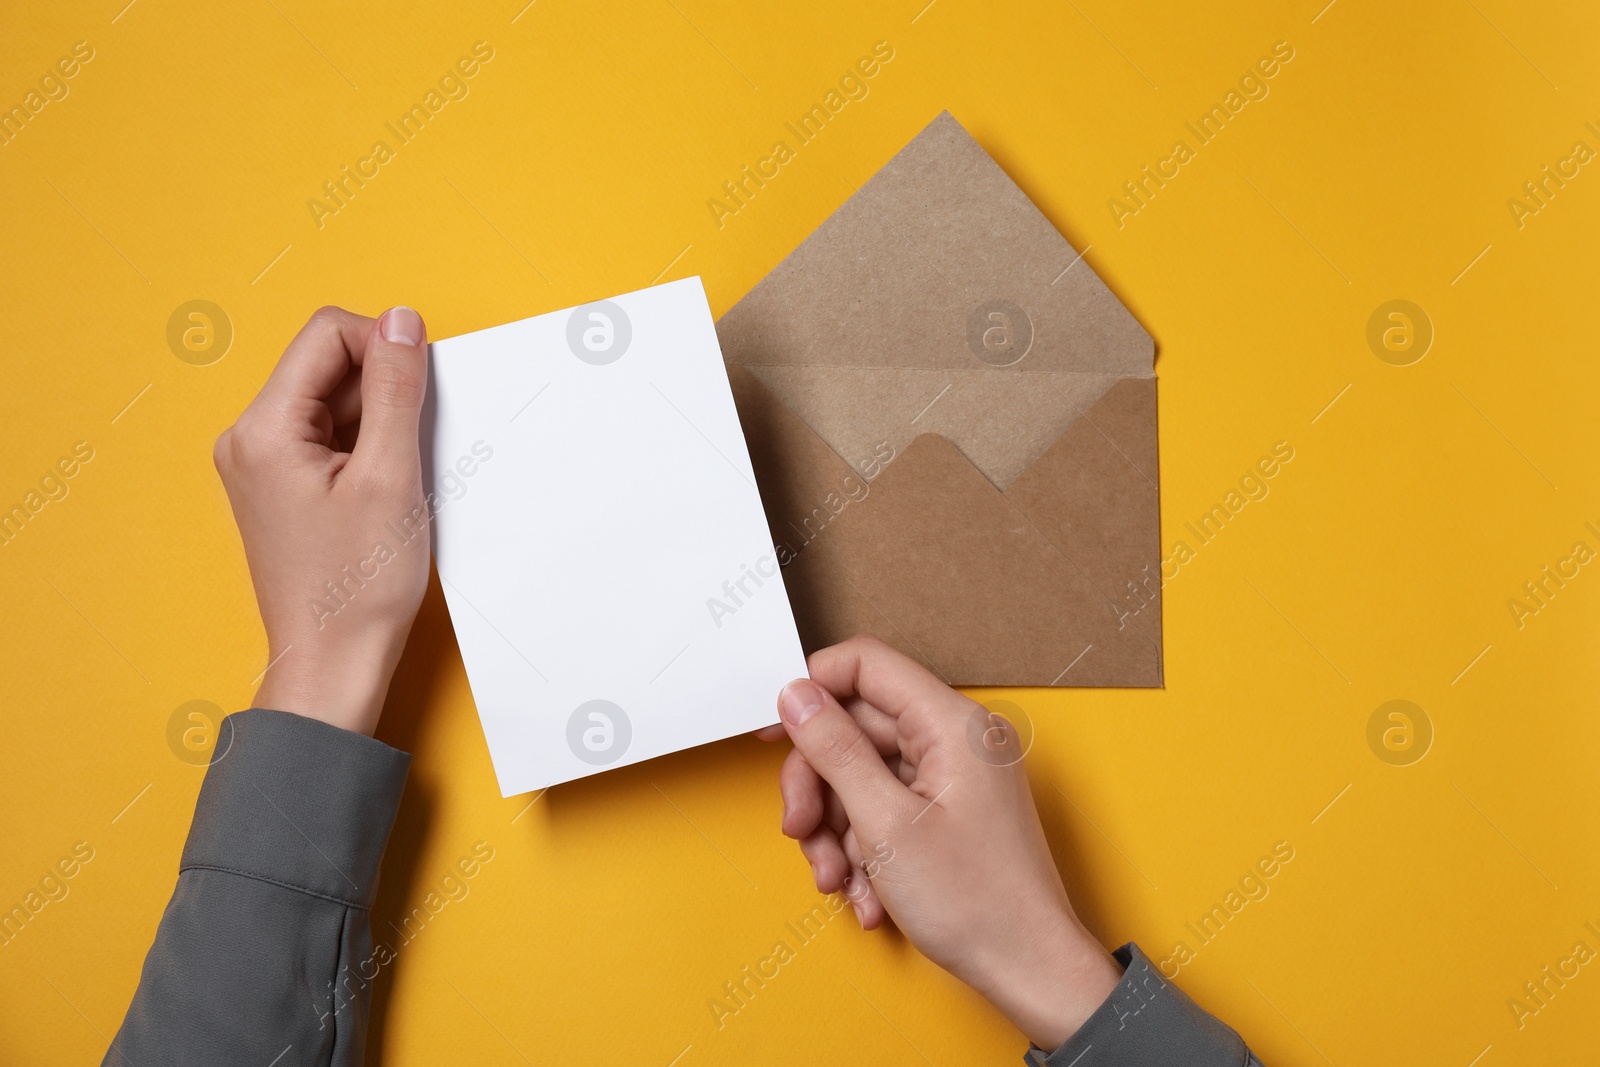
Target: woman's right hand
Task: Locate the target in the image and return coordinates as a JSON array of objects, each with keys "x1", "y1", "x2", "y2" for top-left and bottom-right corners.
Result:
[{"x1": 770, "y1": 636, "x2": 1122, "y2": 1051}]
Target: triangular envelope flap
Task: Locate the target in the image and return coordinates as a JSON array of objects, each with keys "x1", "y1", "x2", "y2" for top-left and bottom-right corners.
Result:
[{"x1": 716, "y1": 111, "x2": 1154, "y2": 376}]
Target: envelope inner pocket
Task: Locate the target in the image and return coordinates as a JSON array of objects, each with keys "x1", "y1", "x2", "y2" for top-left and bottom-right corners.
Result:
[{"x1": 816, "y1": 430, "x2": 1161, "y2": 686}]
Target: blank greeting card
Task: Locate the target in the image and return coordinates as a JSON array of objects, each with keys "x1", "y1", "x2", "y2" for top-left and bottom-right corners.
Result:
[{"x1": 425, "y1": 277, "x2": 807, "y2": 795}]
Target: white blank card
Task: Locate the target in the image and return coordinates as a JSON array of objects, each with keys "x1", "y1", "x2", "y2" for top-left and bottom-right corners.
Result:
[{"x1": 425, "y1": 277, "x2": 806, "y2": 795}]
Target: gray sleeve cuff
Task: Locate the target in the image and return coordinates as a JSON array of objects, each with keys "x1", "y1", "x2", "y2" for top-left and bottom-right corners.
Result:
[
  {"x1": 1026, "y1": 943, "x2": 1257, "y2": 1067},
  {"x1": 179, "y1": 708, "x2": 411, "y2": 910}
]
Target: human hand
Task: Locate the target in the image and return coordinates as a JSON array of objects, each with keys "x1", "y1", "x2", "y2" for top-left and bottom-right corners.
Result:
[
  {"x1": 769, "y1": 636, "x2": 1121, "y2": 1050},
  {"x1": 214, "y1": 306, "x2": 431, "y2": 736}
]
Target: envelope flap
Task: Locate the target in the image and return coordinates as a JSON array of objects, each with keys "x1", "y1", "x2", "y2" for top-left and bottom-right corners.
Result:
[
  {"x1": 745, "y1": 364, "x2": 1124, "y2": 489},
  {"x1": 716, "y1": 111, "x2": 1154, "y2": 377}
]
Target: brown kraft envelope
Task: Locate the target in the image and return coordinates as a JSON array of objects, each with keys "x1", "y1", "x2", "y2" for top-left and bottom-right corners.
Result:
[{"x1": 715, "y1": 111, "x2": 1161, "y2": 687}]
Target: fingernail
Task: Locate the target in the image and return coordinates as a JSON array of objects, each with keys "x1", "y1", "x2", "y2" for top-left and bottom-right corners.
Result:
[
  {"x1": 779, "y1": 679, "x2": 825, "y2": 728},
  {"x1": 851, "y1": 902, "x2": 864, "y2": 924},
  {"x1": 809, "y1": 863, "x2": 819, "y2": 884},
  {"x1": 379, "y1": 306, "x2": 424, "y2": 346}
]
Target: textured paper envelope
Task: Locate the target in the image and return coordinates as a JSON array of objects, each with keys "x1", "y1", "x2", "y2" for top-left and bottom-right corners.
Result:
[
  {"x1": 427, "y1": 277, "x2": 808, "y2": 795},
  {"x1": 716, "y1": 111, "x2": 1162, "y2": 686}
]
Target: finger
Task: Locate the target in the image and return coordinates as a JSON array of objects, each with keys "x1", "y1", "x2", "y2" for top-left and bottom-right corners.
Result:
[
  {"x1": 826, "y1": 693, "x2": 913, "y2": 782},
  {"x1": 894, "y1": 757, "x2": 918, "y2": 787},
  {"x1": 326, "y1": 369, "x2": 364, "y2": 428},
  {"x1": 261, "y1": 307, "x2": 375, "y2": 410},
  {"x1": 841, "y1": 827, "x2": 886, "y2": 929},
  {"x1": 809, "y1": 635, "x2": 977, "y2": 770},
  {"x1": 333, "y1": 418, "x2": 361, "y2": 456},
  {"x1": 821, "y1": 785, "x2": 850, "y2": 836},
  {"x1": 798, "y1": 829, "x2": 850, "y2": 894},
  {"x1": 807, "y1": 635, "x2": 972, "y2": 723},
  {"x1": 348, "y1": 307, "x2": 428, "y2": 482},
  {"x1": 777, "y1": 678, "x2": 908, "y2": 820},
  {"x1": 839, "y1": 693, "x2": 901, "y2": 755},
  {"x1": 779, "y1": 746, "x2": 827, "y2": 839},
  {"x1": 766, "y1": 681, "x2": 899, "y2": 754}
]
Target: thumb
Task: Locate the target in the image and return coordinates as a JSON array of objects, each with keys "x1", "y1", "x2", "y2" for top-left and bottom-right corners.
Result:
[
  {"x1": 778, "y1": 678, "x2": 907, "y2": 819},
  {"x1": 351, "y1": 306, "x2": 428, "y2": 480}
]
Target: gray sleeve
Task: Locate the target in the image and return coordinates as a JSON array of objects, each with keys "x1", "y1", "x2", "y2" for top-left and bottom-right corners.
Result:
[
  {"x1": 1025, "y1": 944, "x2": 1263, "y2": 1067},
  {"x1": 104, "y1": 708, "x2": 411, "y2": 1067}
]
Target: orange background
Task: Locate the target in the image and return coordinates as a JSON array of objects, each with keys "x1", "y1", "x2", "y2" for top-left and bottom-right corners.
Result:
[{"x1": 1, "y1": 1, "x2": 1596, "y2": 1063}]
